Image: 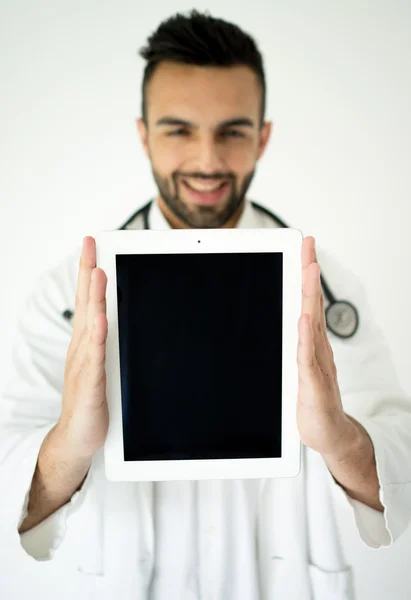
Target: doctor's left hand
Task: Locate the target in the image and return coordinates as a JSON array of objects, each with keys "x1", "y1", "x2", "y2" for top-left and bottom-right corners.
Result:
[{"x1": 296, "y1": 237, "x2": 353, "y2": 457}]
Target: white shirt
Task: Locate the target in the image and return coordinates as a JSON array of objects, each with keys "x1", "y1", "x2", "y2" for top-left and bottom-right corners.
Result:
[{"x1": 1, "y1": 199, "x2": 411, "y2": 600}]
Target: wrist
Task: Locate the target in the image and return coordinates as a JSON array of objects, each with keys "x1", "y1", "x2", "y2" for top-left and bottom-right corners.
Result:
[
  {"x1": 49, "y1": 421, "x2": 94, "y2": 467},
  {"x1": 321, "y1": 414, "x2": 361, "y2": 464}
]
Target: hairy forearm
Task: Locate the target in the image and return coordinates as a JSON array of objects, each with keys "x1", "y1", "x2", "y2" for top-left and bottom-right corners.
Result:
[
  {"x1": 18, "y1": 423, "x2": 91, "y2": 533},
  {"x1": 322, "y1": 415, "x2": 384, "y2": 512}
]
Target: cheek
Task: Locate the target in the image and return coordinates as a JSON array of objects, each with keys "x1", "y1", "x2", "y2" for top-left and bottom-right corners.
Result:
[
  {"x1": 150, "y1": 138, "x2": 184, "y2": 173},
  {"x1": 227, "y1": 144, "x2": 259, "y2": 174}
]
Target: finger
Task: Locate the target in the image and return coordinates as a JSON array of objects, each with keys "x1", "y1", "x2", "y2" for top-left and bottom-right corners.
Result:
[
  {"x1": 297, "y1": 314, "x2": 339, "y2": 417},
  {"x1": 88, "y1": 312, "x2": 108, "y2": 377},
  {"x1": 312, "y1": 265, "x2": 335, "y2": 370},
  {"x1": 301, "y1": 252, "x2": 321, "y2": 336},
  {"x1": 72, "y1": 237, "x2": 96, "y2": 344},
  {"x1": 301, "y1": 238, "x2": 329, "y2": 368},
  {"x1": 297, "y1": 313, "x2": 318, "y2": 387},
  {"x1": 91, "y1": 312, "x2": 108, "y2": 346},
  {"x1": 311, "y1": 240, "x2": 329, "y2": 335},
  {"x1": 301, "y1": 236, "x2": 316, "y2": 270},
  {"x1": 76, "y1": 312, "x2": 108, "y2": 412},
  {"x1": 318, "y1": 278, "x2": 334, "y2": 361},
  {"x1": 86, "y1": 267, "x2": 107, "y2": 336},
  {"x1": 318, "y1": 275, "x2": 328, "y2": 333},
  {"x1": 302, "y1": 236, "x2": 328, "y2": 331},
  {"x1": 301, "y1": 237, "x2": 320, "y2": 327},
  {"x1": 307, "y1": 239, "x2": 335, "y2": 360}
]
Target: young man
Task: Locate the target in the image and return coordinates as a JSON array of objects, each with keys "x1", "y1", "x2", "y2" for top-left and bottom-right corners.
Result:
[{"x1": 1, "y1": 10, "x2": 411, "y2": 600}]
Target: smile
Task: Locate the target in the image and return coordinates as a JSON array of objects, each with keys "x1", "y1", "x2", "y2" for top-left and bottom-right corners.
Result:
[
  {"x1": 183, "y1": 179, "x2": 227, "y2": 192},
  {"x1": 181, "y1": 179, "x2": 230, "y2": 206}
]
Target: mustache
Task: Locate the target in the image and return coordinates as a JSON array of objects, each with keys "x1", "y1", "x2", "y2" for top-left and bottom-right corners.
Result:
[{"x1": 172, "y1": 172, "x2": 235, "y2": 182}]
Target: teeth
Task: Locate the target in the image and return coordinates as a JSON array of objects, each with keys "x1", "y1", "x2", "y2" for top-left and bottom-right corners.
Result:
[{"x1": 185, "y1": 180, "x2": 225, "y2": 192}]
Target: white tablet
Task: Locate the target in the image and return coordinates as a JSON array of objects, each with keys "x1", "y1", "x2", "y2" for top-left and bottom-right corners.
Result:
[{"x1": 96, "y1": 227, "x2": 302, "y2": 482}]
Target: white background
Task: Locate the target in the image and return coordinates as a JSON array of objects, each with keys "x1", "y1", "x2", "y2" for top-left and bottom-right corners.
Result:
[{"x1": 1, "y1": 1, "x2": 410, "y2": 598}]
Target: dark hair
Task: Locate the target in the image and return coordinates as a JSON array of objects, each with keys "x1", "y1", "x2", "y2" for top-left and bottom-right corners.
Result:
[{"x1": 138, "y1": 10, "x2": 266, "y2": 127}]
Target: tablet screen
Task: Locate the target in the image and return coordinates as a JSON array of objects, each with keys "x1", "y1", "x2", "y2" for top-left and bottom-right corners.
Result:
[{"x1": 116, "y1": 252, "x2": 283, "y2": 462}]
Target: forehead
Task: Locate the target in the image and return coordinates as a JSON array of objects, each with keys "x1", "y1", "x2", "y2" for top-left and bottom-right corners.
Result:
[{"x1": 145, "y1": 61, "x2": 261, "y2": 125}]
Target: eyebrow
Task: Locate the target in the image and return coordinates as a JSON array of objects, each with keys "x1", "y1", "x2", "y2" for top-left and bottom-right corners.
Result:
[{"x1": 155, "y1": 116, "x2": 256, "y2": 129}]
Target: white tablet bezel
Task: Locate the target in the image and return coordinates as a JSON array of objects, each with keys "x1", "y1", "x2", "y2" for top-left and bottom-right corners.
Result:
[{"x1": 96, "y1": 227, "x2": 302, "y2": 481}]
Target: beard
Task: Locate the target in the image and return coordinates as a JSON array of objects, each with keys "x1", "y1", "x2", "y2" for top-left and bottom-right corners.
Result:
[{"x1": 151, "y1": 167, "x2": 256, "y2": 229}]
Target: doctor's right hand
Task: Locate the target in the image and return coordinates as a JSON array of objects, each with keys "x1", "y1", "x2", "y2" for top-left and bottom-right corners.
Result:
[{"x1": 57, "y1": 236, "x2": 109, "y2": 460}]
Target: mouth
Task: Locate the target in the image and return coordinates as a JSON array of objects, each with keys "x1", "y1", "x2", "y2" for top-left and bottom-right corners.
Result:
[{"x1": 181, "y1": 178, "x2": 230, "y2": 206}]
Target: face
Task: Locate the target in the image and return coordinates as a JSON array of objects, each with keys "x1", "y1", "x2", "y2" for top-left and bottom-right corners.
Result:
[{"x1": 137, "y1": 61, "x2": 272, "y2": 229}]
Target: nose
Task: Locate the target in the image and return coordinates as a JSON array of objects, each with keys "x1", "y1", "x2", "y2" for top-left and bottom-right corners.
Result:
[{"x1": 192, "y1": 134, "x2": 226, "y2": 175}]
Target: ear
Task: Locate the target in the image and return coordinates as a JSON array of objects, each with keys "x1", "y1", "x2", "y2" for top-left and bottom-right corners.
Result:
[
  {"x1": 136, "y1": 118, "x2": 150, "y2": 158},
  {"x1": 256, "y1": 121, "x2": 273, "y2": 161}
]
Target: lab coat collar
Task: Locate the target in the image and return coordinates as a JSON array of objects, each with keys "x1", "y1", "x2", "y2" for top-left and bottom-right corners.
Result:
[{"x1": 148, "y1": 198, "x2": 261, "y2": 230}]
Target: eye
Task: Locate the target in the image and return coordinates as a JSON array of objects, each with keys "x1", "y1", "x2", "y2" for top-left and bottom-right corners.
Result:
[
  {"x1": 221, "y1": 130, "x2": 245, "y2": 138},
  {"x1": 167, "y1": 128, "x2": 190, "y2": 136}
]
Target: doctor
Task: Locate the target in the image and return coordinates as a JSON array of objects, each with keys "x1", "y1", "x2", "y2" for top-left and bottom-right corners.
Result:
[{"x1": 1, "y1": 9, "x2": 411, "y2": 600}]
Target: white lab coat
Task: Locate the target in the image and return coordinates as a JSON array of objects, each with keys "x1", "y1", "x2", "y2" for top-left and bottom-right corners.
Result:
[{"x1": 1, "y1": 200, "x2": 411, "y2": 600}]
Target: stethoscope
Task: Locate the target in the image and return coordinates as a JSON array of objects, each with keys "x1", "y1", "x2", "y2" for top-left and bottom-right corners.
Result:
[
  {"x1": 62, "y1": 201, "x2": 359, "y2": 339},
  {"x1": 115, "y1": 200, "x2": 359, "y2": 340}
]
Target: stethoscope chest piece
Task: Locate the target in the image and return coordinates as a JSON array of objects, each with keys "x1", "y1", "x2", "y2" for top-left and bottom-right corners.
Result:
[{"x1": 325, "y1": 300, "x2": 359, "y2": 339}]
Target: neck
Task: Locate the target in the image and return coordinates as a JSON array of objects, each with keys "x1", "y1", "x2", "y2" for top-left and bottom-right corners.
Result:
[{"x1": 156, "y1": 196, "x2": 246, "y2": 229}]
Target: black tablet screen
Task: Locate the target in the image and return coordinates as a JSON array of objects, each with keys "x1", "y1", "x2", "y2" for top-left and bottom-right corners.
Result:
[{"x1": 116, "y1": 252, "x2": 283, "y2": 462}]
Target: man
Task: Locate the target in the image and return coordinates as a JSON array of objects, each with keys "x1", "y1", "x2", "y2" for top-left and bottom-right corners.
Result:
[{"x1": 1, "y1": 10, "x2": 411, "y2": 600}]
